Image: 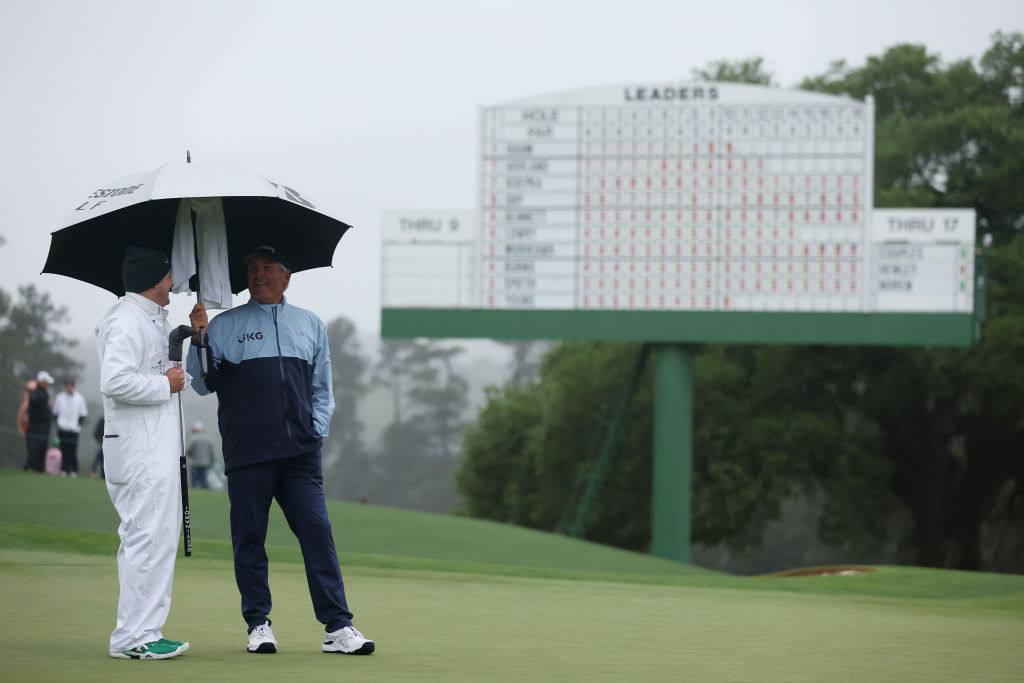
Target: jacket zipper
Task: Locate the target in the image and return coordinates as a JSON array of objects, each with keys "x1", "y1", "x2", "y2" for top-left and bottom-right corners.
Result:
[{"x1": 272, "y1": 305, "x2": 294, "y2": 443}]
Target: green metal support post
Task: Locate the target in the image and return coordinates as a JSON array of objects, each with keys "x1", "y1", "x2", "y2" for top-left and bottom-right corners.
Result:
[{"x1": 651, "y1": 343, "x2": 695, "y2": 562}]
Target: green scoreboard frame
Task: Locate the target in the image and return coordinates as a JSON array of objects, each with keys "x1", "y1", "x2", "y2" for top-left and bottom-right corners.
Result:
[{"x1": 382, "y1": 308, "x2": 980, "y2": 346}]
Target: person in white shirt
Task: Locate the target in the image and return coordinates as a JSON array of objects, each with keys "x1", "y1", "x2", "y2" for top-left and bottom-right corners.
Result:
[{"x1": 53, "y1": 378, "x2": 88, "y2": 476}]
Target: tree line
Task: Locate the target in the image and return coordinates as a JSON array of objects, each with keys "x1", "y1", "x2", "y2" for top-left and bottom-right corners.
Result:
[{"x1": 320, "y1": 333, "x2": 546, "y2": 511}]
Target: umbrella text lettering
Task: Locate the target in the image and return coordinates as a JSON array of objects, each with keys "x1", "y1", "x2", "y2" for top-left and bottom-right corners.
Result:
[
  {"x1": 86, "y1": 184, "x2": 145, "y2": 200},
  {"x1": 268, "y1": 181, "x2": 315, "y2": 210},
  {"x1": 76, "y1": 183, "x2": 145, "y2": 211}
]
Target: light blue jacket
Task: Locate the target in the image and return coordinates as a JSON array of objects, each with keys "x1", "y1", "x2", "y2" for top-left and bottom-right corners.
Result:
[{"x1": 187, "y1": 296, "x2": 333, "y2": 472}]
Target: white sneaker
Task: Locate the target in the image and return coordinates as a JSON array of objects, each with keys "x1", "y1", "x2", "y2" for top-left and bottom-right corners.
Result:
[
  {"x1": 323, "y1": 625, "x2": 375, "y2": 655},
  {"x1": 247, "y1": 621, "x2": 278, "y2": 654}
]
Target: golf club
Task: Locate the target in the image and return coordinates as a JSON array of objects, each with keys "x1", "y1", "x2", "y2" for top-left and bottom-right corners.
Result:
[{"x1": 168, "y1": 324, "x2": 197, "y2": 557}]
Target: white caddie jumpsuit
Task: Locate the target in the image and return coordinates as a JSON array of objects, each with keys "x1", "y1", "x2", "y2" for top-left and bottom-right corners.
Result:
[{"x1": 96, "y1": 292, "x2": 183, "y2": 654}]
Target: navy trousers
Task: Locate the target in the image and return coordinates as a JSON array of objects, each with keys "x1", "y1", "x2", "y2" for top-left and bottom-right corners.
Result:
[{"x1": 227, "y1": 449, "x2": 354, "y2": 632}]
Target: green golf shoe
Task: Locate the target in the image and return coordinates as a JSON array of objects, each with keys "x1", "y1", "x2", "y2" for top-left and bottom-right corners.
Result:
[
  {"x1": 110, "y1": 639, "x2": 189, "y2": 659},
  {"x1": 158, "y1": 637, "x2": 188, "y2": 648}
]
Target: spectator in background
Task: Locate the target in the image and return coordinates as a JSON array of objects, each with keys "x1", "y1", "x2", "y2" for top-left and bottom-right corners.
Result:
[
  {"x1": 23, "y1": 371, "x2": 55, "y2": 472},
  {"x1": 53, "y1": 378, "x2": 89, "y2": 477},
  {"x1": 186, "y1": 421, "x2": 215, "y2": 490},
  {"x1": 16, "y1": 379, "x2": 33, "y2": 435}
]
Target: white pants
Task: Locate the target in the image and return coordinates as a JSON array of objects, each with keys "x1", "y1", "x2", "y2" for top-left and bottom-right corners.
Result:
[{"x1": 103, "y1": 413, "x2": 182, "y2": 652}]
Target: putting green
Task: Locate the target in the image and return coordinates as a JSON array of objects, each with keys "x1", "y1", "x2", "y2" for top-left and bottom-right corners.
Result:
[
  {"x1": 2, "y1": 548, "x2": 1022, "y2": 682},
  {"x1": 2, "y1": 470, "x2": 1023, "y2": 681}
]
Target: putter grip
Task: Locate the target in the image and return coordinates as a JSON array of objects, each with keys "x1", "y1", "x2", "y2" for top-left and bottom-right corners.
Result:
[{"x1": 180, "y1": 454, "x2": 191, "y2": 556}]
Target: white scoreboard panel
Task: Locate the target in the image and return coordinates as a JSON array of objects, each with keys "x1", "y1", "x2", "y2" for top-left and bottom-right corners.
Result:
[
  {"x1": 480, "y1": 83, "x2": 878, "y2": 313},
  {"x1": 870, "y1": 208, "x2": 975, "y2": 313},
  {"x1": 381, "y1": 211, "x2": 477, "y2": 308}
]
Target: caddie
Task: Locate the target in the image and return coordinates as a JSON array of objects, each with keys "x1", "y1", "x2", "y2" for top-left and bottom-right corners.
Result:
[{"x1": 96, "y1": 245, "x2": 190, "y2": 660}]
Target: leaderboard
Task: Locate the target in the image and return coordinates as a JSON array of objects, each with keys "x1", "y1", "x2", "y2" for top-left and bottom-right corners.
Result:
[{"x1": 480, "y1": 83, "x2": 876, "y2": 312}]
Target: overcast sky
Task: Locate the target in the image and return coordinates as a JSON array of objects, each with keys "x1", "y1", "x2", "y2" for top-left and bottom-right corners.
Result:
[{"x1": 1, "y1": 0, "x2": 1021, "y2": 345}]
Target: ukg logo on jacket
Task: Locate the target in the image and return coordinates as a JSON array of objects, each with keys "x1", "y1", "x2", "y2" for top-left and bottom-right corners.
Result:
[{"x1": 237, "y1": 331, "x2": 265, "y2": 343}]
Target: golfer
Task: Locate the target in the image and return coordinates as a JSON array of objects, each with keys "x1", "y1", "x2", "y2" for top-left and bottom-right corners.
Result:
[
  {"x1": 96, "y1": 245, "x2": 190, "y2": 660},
  {"x1": 187, "y1": 244, "x2": 374, "y2": 656}
]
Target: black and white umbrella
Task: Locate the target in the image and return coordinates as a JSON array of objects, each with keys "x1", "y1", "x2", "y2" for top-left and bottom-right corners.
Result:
[{"x1": 43, "y1": 158, "x2": 352, "y2": 307}]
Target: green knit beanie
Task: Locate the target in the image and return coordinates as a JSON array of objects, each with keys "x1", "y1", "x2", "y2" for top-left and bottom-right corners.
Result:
[{"x1": 122, "y1": 246, "x2": 170, "y2": 293}]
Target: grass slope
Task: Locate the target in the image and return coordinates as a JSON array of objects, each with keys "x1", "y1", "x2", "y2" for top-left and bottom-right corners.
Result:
[
  {"x1": 2, "y1": 469, "x2": 1023, "y2": 681},
  {"x1": 0, "y1": 468, "x2": 703, "y2": 576}
]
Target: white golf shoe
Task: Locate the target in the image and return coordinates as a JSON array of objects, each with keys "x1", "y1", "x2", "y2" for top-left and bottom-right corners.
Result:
[
  {"x1": 323, "y1": 625, "x2": 375, "y2": 655},
  {"x1": 247, "y1": 620, "x2": 278, "y2": 654}
]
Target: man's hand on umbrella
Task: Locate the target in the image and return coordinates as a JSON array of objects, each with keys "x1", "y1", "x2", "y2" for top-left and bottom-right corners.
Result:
[
  {"x1": 189, "y1": 303, "x2": 209, "y2": 343},
  {"x1": 166, "y1": 366, "x2": 186, "y2": 394}
]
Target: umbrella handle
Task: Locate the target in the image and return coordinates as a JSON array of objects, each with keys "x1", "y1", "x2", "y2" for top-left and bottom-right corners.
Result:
[{"x1": 195, "y1": 327, "x2": 209, "y2": 378}]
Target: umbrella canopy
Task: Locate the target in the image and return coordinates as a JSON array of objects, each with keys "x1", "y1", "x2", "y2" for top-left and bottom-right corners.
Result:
[{"x1": 43, "y1": 160, "x2": 352, "y2": 300}]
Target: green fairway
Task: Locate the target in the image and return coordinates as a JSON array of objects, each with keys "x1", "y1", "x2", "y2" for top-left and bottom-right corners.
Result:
[{"x1": 2, "y1": 470, "x2": 1023, "y2": 681}]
